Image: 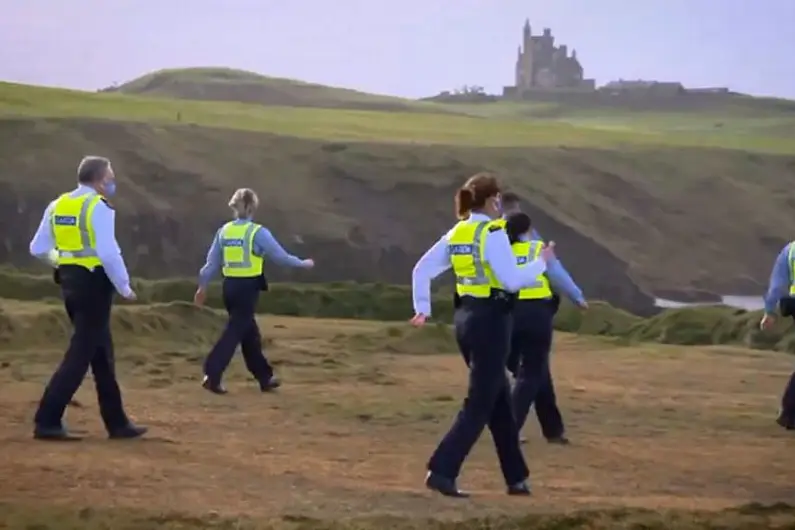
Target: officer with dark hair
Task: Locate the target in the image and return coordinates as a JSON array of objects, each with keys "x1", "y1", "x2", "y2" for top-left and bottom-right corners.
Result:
[
  {"x1": 28, "y1": 156, "x2": 146, "y2": 441},
  {"x1": 411, "y1": 173, "x2": 556, "y2": 498},
  {"x1": 760, "y1": 241, "x2": 795, "y2": 430},
  {"x1": 503, "y1": 210, "x2": 587, "y2": 445}
]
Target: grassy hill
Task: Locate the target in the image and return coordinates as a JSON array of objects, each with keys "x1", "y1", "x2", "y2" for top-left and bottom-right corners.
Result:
[
  {"x1": 105, "y1": 67, "x2": 450, "y2": 114},
  {"x1": 1, "y1": 68, "x2": 794, "y2": 314}
]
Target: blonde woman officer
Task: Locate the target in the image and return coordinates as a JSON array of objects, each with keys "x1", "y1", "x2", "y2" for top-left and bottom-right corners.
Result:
[{"x1": 194, "y1": 188, "x2": 314, "y2": 394}]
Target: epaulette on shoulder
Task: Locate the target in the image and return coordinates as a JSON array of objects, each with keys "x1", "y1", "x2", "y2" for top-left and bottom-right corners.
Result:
[
  {"x1": 488, "y1": 224, "x2": 503, "y2": 233},
  {"x1": 100, "y1": 198, "x2": 114, "y2": 210}
]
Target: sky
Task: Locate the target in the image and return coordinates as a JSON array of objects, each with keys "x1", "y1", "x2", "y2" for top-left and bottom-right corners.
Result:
[{"x1": 1, "y1": 0, "x2": 794, "y2": 99}]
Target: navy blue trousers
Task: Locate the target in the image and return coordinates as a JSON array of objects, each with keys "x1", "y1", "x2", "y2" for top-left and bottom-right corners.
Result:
[
  {"x1": 508, "y1": 299, "x2": 564, "y2": 437},
  {"x1": 34, "y1": 265, "x2": 129, "y2": 431},
  {"x1": 203, "y1": 277, "x2": 273, "y2": 384},
  {"x1": 782, "y1": 371, "x2": 795, "y2": 418},
  {"x1": 776, "y1": 302, "x2": 795, "y2": 419},
  {"x1": 427, "y1": 297, "x2": 528, "y2": 485}
]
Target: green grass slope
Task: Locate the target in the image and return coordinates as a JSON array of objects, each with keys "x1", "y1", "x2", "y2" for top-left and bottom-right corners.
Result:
[
  {"x1": 3, "y1": 80, "x2": 793, "y2": 153},
  {"x1": 0, "y1": 77, "x2": 793, "y2": 315},
  {"x1": 106, "y1": 67, "x2": 450, "y2": 114},
  {"x1": 1, "y1": 271, "x2": 794, "y2": 355}
]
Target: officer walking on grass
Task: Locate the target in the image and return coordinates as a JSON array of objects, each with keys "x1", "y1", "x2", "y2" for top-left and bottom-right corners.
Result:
[
  {"x1": 28, "y1": 156, "x2": 146, "y2": 441},
  {"x1": 497, "y1": 193, "x2": 587, "y2": 445},
  {"x1": 411, "y1": 173, "x2": 555, "y2": 498},
  {"x1": 759, "y1": 240, "x2": 795, "y2": 431},
  {"x1": 194, "y1": 188, "x2": 314, "y2": 395}
]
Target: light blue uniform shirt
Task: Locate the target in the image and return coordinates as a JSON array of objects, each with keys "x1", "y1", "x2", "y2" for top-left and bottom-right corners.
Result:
[
  {"x1": 764, "y1": 242, "x2": 793, "y2": 314},
  {"x1": 29, "y1": 184, "x2": 133, "y2": 297},
  {"x1": 522, "y1": 228, "x2": 585, "y2": 305},
  {"x1": 198, "y1": 218, "x2": 307, "y2": 287},
  {"x1": 411, "y1": 213, "x2": 548, "y2": 316}
]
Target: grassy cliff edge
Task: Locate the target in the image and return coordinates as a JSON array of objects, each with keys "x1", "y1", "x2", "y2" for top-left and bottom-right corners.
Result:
[{"x1": 0, "y1": 270, "x2": 791, "y2": 354}]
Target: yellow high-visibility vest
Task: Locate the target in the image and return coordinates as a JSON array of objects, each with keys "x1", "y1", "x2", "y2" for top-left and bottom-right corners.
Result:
[
  {"x1": 448, "y1": 220, "x2": 504, "y2": 297},
  {"x1": 51, "y1": 192, "x2": 103, "y2": 270},
  {"x1": 220, "y1": 221, "x2": 264, "y2": 278},
  {"x1": 512, "y1": 240, "x2": 553, "y2": 300}
]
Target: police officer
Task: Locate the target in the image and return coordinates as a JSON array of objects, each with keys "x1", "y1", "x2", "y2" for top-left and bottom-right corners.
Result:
[
  {"x1": 498, "y1": 193, "x2": 586, "y2": 444},
  {"x1": 759, "y1": 240, "x2": 795, "y2": 431},
  {"x1": 410, "y1": 172, "x2": 555, "y2": 498},
  {"x1": 503, "y1": 212, "x2": 587, "y2": 445},
  {"x1": 28, "y1": 156, "x2": 146, "y2": 441},
  {"x1": 194, "y1": 188, "x2": 314, "y2": 394}
]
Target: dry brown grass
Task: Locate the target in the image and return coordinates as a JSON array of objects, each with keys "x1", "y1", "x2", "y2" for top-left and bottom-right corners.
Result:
[{"x1": 0, "y1": 306, "x2": 793, "y2": 529}]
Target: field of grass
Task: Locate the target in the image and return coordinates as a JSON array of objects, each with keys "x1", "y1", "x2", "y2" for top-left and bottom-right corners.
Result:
[
  {"x1": 2, "y1": 80, "x2": 794, "y2": 153},
  {"x1": 0, "y1": 297, "x2": 793, "y2": 529}
]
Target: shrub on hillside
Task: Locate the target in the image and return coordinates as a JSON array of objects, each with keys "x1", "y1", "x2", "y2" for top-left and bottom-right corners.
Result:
[{"x1": 0, "y1": 270, "x2": 792, "y2": 354}]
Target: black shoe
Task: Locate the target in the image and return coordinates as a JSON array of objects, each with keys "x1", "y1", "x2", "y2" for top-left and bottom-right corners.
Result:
[
  {"x1": 108, "y1": 423, "x2": 148, "y2": 439},
  {"x1": 507, "y1": 480, "x2": 532, "y2": 496},
  {"x1": 425, "y1": 471, "x2": 469, "y2": 498},
  {"x1": 33, "y1": 425, "x2": 82, "y2": 441},
  {"x1": 546, "y1": 435, "x2": 571, "y2": 445},
  {"x1": 776, "y1": 412, "x2": 794, "y2": 430},
  {"x1": 202, "y1": 375, "x2": 228, "y2": 395},
  {"x1": 259, "y1": 376, "x2": 281, "y2": 392}
]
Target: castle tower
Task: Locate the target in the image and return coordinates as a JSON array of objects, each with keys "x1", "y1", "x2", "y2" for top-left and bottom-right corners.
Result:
[
  {"x1": 519, "y1": 19, "x2": 534, "y2": 91},
  {"x1": 523, "y1": 18, "x2": 531, "y2": 51}
]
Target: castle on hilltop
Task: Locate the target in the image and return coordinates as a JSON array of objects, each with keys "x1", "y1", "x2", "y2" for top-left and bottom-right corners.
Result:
[
  {"x1": 427, "y1": 18, "x2": 732, "y2": 101},
  {"x1": 504, "y1": 19, "x2": 596, "y2": 96}
]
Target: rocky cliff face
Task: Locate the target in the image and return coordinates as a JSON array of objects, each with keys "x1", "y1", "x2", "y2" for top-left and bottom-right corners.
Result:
[{"x1": 3, "y1": 117, "x2": 792, "y2": 315}]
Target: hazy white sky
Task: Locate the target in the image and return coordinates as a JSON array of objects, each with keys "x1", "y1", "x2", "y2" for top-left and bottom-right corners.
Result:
[{"x1": 2, "y1": 0, "x2": 794, "y2": 99}]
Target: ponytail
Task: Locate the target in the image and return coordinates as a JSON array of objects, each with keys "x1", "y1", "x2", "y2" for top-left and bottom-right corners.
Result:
[{"x1": 455, "y1": 187, "x2": 474, "y2": 220}]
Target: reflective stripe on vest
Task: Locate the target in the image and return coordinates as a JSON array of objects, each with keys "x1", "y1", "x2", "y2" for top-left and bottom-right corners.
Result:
[
  {"x1": 448, "y1": 220, "x2": 503, "y2": 298},
  {"x1": 51, "y1": 193, "x2": 103, "y2": 270},
  {"x1": 513, "y1": 240, "x2": 553, "y2": 300},
  {"x1": 220, "y1": 221, "x2": 264, "y2": 278},
  {"x1": 789, "y1": 242, "x2": 795, "y2": 296}
]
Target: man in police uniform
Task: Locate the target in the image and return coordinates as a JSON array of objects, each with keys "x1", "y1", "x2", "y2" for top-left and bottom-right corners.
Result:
[
  {"x1": 28, "y1": 156, "x2": 146, "y2": 441},
  {"x1": 760, "y1": 240, "x2": 795, "y2": 430}
]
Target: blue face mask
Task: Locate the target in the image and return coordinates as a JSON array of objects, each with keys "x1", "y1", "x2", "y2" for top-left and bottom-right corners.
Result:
[{"x1": 103, "y1": 181, "x2": 116, "y2": 197}]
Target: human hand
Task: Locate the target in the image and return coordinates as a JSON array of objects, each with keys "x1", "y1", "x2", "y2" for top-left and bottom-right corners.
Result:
[
  {"x1": 409, "y1": 313, "x2": 427, "y2": 327},
  {"x1": 760, "y1": 313, "x2": 776, "y2": 330},
  {"x1": 540, "y1": 241, "x2": 556, "y2": 262},
  {"x1": 302, "y1": 258, "x2": 315, "y2": 269},
  {"x1": 121, "y1": 289, "x2": 137, "y2": 301},
  {"x1": 577, "y1": 300, "x2": 589, "y2": 310},
  {"x1": 193, "y1": 287, "x2": 206, "y2": 307}
]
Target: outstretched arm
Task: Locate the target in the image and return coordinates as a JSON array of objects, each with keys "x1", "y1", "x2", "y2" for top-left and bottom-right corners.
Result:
[
  {"x1": 485, "y1": 228, "x2": 547, "y2": 292},
  {"x1": 29, "y1": 201, "x2": 57, "y2": 267},
  {"x1": 254, "y1": 227, "x2": 308, "y2": 268},
  {"x1": 412, "y1": 235, "x2": 452, "y2": 317},
  {"x1": 764, "y1": 244, "x2": 791, "y2": 315},
  {"x1": 198, "y1": 229, "x2": 223, "y2": 289},
  {"x1": 545, "y1": 257, "x2": 585, "y2": 305}
]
